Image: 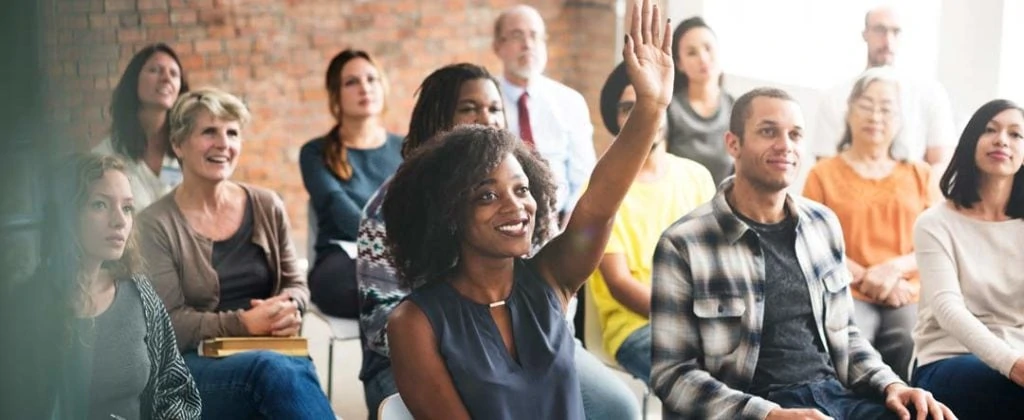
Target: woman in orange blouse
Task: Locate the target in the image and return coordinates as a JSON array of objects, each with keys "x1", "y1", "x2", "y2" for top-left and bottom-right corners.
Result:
[{"x1": 804, "y1": 67, "x2": 935, "y2": 380}]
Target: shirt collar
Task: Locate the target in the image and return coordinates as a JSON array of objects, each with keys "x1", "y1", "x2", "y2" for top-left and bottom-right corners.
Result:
[
  {"x1": 499, "y1": 75, "x2": 536, "y2": 99},
  {"x1": 711, "y1": 176, "x2": 804, "y2": 244}
]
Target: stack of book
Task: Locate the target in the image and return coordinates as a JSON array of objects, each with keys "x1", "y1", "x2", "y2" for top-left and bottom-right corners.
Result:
[{"x1": 198, "y1": 337, "x2": 309, "y2": 358}]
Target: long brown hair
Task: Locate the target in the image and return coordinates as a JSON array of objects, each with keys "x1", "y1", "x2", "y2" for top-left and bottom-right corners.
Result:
[
  {"x1": 71, "y1": 154, "x2": 144, "y2": 288},
  {"x1": 324, "y1": 49, "x2": 389, "y2": 181}
]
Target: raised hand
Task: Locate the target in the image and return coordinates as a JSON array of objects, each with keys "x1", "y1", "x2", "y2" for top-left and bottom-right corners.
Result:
[{"x1": 622, "y1": 0, "x2": 673, "y2": 108}]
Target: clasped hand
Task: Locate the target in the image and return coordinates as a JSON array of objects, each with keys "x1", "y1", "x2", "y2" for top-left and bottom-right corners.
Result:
[{"x1": 240, "y1": 293, "x2": 302, "y2": 337}]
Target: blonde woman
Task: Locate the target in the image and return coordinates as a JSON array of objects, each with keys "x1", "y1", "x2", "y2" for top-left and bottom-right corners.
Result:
[{"x1": 138, "y1": 87, "x2": 333, "y2": 418}]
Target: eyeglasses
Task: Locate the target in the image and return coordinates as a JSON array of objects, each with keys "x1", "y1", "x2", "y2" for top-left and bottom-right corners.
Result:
[
  {"x1": 852, "y1": 100, "x2": 898, "y2": 118},
  {"x1": 501, "y1": 30, "x2": 549, "y2": 44},
  {"x1": 867, "y1": 24, "x2": 901, "y2": 37}
]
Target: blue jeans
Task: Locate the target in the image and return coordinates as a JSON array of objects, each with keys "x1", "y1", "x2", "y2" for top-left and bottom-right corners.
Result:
[
  {"x1": 615, "y1": 325, "x2": 651, "y2": 384},
  {"x1": 913, "y1": 354, "x2": 1024, "y2": 419},
  {"x1": 362, "y1": 365, "x2": 397, "y2": 420},
  {"x1": 575, "y1": 338, "x2": 642, "y2": 420},
  {"x1": 362, "y1": 339, "x2": 640, "y2": 420},
  {"x1": 766, "y1": 378, "x2": 899, "y2": 420},
  {"x1": 183, "y1": 351, "x2": 334, "y2": 419}
]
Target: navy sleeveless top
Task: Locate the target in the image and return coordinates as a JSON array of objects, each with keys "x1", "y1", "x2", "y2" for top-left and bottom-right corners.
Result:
[{"x1": 406, "y1": 259, "x2": 584, "y2": 419}]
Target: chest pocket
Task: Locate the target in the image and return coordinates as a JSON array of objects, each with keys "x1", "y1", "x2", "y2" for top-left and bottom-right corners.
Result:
[
  {"x1": 821, "y1": 269, "x2": 852, "y2": 331},
  {"x1": 693, "y1": 296, "x2": 746, "y2": 356}
]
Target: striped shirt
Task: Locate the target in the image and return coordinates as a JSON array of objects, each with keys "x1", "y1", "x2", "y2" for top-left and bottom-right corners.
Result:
[{"x1": 650, "y1": 177, "x2": 902, "y2": 420}]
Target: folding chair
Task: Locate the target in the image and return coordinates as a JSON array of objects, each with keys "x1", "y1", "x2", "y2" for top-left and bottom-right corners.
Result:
[
  {"x1": 377, "y1": 393, "x2": 413, "y2": 420},
  {"x1": 305, "y1": 202, "x2": 361, "y2": 399},
  {"x1": 583, "y1": 284, "x2": 651, "y2": 420}
]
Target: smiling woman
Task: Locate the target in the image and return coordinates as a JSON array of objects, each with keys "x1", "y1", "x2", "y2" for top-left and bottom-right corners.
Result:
[
  {"x1": 380, "y1": 1, "x2": 675, "y2": 418},
  {"x1": 137, "y1": 87, "x2": 335, "y2": 418}
]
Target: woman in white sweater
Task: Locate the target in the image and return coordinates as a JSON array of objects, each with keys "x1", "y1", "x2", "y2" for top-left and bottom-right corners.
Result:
[{"x1": 911, "y1": 99, "x2": 1024, "y2": 418}]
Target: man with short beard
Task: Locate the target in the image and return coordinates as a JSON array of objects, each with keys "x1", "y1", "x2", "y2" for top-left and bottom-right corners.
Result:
[
  {"x1": 651, "y1": 87, "x2": 956, "y2": 420},
  {"x1": 492, "y1": 5, "x2": 596, "y2": 218},
  {"x1": 810, "y1": 4, "x2": 955, "y2": 185}
]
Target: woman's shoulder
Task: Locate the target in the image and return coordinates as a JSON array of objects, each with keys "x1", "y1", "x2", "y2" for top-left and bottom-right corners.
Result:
[
  {"x1": 299, "y1": 135, "x2": 329, "y2": 156},
  {"x1": 386, "y1": 132, "x2": 404, "y2": 145},
  {"x1": 238, "y1": 183, "x2": 283, "y2": 207},
  {"x1": 137, "y1": 191, "x2": 180, "y2": 228},
  {"x1": 914, "y1": 201, "x2": 956, "y2": 234},
  {"x1": 381, "y1": 133, "x2": 405, "y2": 157},
  {"x1": 665, "y1": 155, "x2": 713, "y2": 177},
  {"x1": 92, "y1": 137, "x2": 115, "y2": 155},
  {"x1": 127, "y1": 275, "x2": 160, "y2": 304},
  {"x1": 900, "y1": 160, "x2": 933, "y2": 179}
]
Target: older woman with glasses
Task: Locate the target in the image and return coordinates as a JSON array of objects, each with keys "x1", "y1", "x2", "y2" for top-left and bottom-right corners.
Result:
[{"x1": 803, "y1": 67, "x2": 935, "y2": 381}]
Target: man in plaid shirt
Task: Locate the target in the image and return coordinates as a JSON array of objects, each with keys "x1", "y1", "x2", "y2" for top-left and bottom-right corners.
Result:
[{"x1": 650, "y1": 88, "x2": 955, "y2": 420}]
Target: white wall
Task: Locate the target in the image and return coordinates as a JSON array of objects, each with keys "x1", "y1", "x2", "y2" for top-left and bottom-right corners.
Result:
[
  {"x1": 998, "y1": 0, "x2": 1024, "y2": 101},
  {"x1": 668, "y1": 0, "x2": 1015, "y2": 128}
]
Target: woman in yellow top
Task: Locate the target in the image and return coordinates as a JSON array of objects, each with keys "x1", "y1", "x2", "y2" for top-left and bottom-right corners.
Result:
[
  {"x1": 803, "y1": 67, "x2": 935, "y2": 380},
  {"x1": 588, "y1": 62, "x2": 716, "y2": 383}
]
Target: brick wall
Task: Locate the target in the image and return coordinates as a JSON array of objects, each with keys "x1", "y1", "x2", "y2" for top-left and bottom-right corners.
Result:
[{"x1": 42, "y1": 0, "x2": 621, "y2": 258}]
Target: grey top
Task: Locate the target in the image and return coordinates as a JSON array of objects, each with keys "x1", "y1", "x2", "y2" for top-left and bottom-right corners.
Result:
[
  {"x1": 212, "y1": 193, "x2": 272, "y2": 311},
  {"x1": 406, "y1": 259, "x2": 584, "y2": 419},
  {"x1": 81, "y1": 279, "x2": 152, "y2": 420},
  {"x1": 665, "y1": 89, "x2": 735, "y2": 185},
  {"x1": 738, "y1": 213, "x2": 837, "y2": 396}
]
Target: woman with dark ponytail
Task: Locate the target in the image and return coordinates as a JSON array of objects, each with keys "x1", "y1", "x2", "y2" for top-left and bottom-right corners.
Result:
[{"x1": 300, "y1": 49, "x2": 402, "y2": 318}]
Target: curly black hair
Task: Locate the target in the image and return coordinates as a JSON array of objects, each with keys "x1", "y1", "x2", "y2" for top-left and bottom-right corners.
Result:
[{"x1": 382, "y1": 125, "x2": 558, "y2": 289}]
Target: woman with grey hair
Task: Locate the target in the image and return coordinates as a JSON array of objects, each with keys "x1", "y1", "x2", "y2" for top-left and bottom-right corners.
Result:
[
  {"x1": 803, "y1": 67, "x2": 935, "y2": 380},
  {"x1": 137, "y1": 87, "x2": 334, "y2": 418}
]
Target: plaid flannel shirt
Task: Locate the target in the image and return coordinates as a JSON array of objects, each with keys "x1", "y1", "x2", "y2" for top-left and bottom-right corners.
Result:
[{"x1": 650, "y1": 178, "x2": 902, "y2": 420}]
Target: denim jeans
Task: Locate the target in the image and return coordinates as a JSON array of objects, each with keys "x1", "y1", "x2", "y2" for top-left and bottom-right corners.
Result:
[
  {"x1": 183, "y1": 351, "x2": 334, "y2": 419},
  {"x1": 362, "y1": 365, "x2": 397, "y2": 420},
  {"x1": 362, "y1": 339, "x2": 640, "y2": 420},
  {"x1": 574, "y1": 338, "x2": 642, "y2": 420},
  {"x1": 766, "y1": 378, "x2": 899, "y2": 420},
  {"x1": 913, "y1": 354, "x2": 1024, "y2": 419},
  {"x1": 614, "y1": 325, "x2": 651, "y2": 384}
]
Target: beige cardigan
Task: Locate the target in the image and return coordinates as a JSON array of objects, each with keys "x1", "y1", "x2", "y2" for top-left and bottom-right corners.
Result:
[{"x1": 138, "y1": 183, "x2": 309, "y2": 351}]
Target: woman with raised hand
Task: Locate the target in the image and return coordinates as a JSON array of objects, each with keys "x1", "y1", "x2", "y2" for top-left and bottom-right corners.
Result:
[
  {"x1": 94, "y1": 43, "x2": 189, "y2": 210},
  {"x1": 803, "y1": 67, "x2": 933, "y2": 380},
  {"x1": 357, "y1": 63, "x2": 640, "y2": 419},
  {"x1": 383, "y1": 1, "x2": 673, "y2": 418},
  {"x1": 138, "y1": 87, "x2": 334, "y2": 419},
  {"x1": 301, "y1": 49, "x2": 402, "y2": 319},
  {"x1": 911, "y1": 99, "x2": 1024, "y2": 418}
]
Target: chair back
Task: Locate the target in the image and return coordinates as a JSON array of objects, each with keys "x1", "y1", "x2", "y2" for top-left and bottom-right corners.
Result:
[
  {"x1": 582, "y1": 284, "x2": 617, "y2": 366},
  {"x1": 378, "y1": 393, "x2": 413, "y2": 420},
  {"x1": 307, "y1": 201, "x2": 318, "y2": 265}
]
